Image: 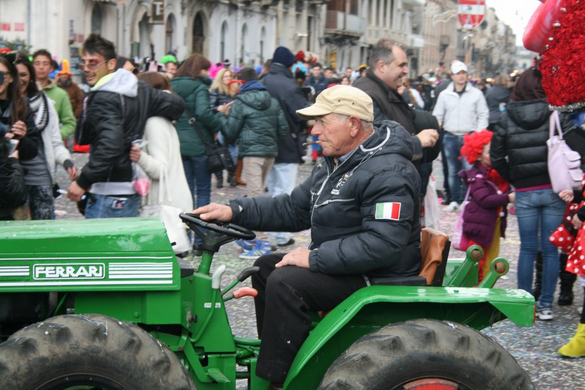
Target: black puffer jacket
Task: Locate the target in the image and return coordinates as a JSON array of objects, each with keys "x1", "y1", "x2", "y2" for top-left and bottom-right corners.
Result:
[
  {"x1": 491, "y1": 99, "x2": 575, "y2": 189},
  {"x1": 0, "y1": 138, "x2": 27, "y2": 219},
  {"x1": 76, "y1": 70, "x2": 185, "y2": 190},
  {"x1": 261, "y1": 63, "x2": 308, "y2": 164},
  {"x1": 230, "y1": 121, "x2": 422, "y2": 278}
]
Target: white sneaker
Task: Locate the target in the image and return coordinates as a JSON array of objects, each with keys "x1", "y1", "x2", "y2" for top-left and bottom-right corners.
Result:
[
  {"x1": 536, "y1": 307, "x2": 554, "y2": 321},
  {"x1": 444, "y1": 201, "x2": 460, "y2": 212}
]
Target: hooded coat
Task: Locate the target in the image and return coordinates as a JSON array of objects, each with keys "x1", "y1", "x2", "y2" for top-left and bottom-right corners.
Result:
[
  {"x1": 76, "y1": 69, "x2": 185, "y2": 192},
  {"x1": 459, "y1": 164, "x2": 510, "y2": 248},
  {"x1": 260, "y1": 63, "x2": 309, "y2": 164},
  {"x1": 220, "y1": 81, "x2": 289, "y2": 158},
  {"x1": 229, "y1": 121, "x2": 422, "y2": 278},
  {"x1": 171, "y1": 76, "x2": 223, "y2": 157},
  {"x1": 490, "y1": 99, "x2": 576, "y2": 189}
]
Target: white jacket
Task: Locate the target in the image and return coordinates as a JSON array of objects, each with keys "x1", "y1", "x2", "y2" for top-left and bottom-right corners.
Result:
[
  {"x1": 432, "y1": 82, "x2": 489, "y2": 135},
  {"x1": 138, "y1": 117, "x2": 193, "y2": 212},
  {"x1": 39, "y1": 93, "x2": 72, "y2": 184}
]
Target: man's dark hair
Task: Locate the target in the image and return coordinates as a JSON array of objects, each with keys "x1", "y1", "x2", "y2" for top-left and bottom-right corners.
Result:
[
  {"x1": 368, "y1": 39, "x2": 401, "y2": 69},
  {"x1": 82, "y1": 34, "x2": 117, "y2": 62},
  {"x1": 236, "y1": 67, "x2": 258, "y2": 82},
  {"x1": 32, "y1": 49, "x2": 52, "y2": 61},
  {"x1": 295, "y1": 69, "x2": 306, "y2": 82},
  {"x1": 325, "y1": 67, "x2": 334, "y2": 72},
  {"x1": 312, "y1": 62, "x2": 322, "y2": 69}
]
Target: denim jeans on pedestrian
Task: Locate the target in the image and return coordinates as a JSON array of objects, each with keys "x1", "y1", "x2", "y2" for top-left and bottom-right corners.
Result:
[
  {"x1": 267, "y1": 163, "x2": 298, "y2": 245},
  {"x1": 515, "y1": 189, "x2": 565, "y2": 309},
  {"x1": 182, "y1": 155, "x2": 211, "y2": 209},
  {"x1": 443, "y1": 133, "x2": 471, "y2": 204},
  {"x1": 182, "y1": 155, "x2": 211, "y2": 245},
  {"x1": 85, "y1": 194, "x2": 141, "y2": 219}
]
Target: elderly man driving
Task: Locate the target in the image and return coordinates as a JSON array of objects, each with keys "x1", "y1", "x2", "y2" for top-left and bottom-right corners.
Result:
[{"x1": 194, "y1": 85, "x2": 421, "y2": 389}]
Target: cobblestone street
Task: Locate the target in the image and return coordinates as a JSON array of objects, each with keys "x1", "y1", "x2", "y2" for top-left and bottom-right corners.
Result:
[{"x1": 53, "y1": 151, "x2": 584, "y2": 389}]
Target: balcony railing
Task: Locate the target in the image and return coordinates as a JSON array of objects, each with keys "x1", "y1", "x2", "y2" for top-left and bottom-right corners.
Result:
[{"x1": 325, "y1": 10, "x2": 366, "y2": 36}]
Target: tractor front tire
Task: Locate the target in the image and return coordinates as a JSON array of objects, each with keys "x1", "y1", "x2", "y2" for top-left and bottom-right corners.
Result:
[
  {"x1": 319, "y1": 318, "x2": 533, "y2": 390},
  {"x1": 0, "y1": 314, "x2": 196, "y2": 390}
]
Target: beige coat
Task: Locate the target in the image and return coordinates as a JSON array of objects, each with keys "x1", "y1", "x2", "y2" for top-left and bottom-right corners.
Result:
[{"x1": 137, "y1": 117, "x2": 193, "y2": 212}]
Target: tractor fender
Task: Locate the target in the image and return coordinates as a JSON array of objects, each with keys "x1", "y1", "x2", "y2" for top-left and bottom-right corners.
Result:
[{"x1": 284, "y1": 285, "x2": 534, "y2": 390}]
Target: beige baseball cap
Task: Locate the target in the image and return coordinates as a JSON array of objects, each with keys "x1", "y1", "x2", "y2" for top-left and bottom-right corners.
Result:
[{"x1": 296, "y1": 85, "x2": 374, "y2": 122}]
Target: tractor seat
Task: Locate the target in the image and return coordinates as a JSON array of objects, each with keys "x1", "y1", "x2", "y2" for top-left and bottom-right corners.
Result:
[
  {"x1": 369, "y1": 228, "x2": 450, "y2": 287},
  {"x1": 317, "y1": 228, "x2": 451, "y2": 319}
]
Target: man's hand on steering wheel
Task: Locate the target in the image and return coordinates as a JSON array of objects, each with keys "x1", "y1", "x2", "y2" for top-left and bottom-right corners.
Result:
[{"x1": 193, "y1": 203, "x2": 234, "y2": 222}]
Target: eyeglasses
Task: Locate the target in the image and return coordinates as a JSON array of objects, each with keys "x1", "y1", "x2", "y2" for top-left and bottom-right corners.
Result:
[{"x1": 79, "y1": 60, "x2": 107, "y2": 71}]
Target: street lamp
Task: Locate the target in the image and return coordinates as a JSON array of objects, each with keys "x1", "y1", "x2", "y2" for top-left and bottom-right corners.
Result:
[{"x1": 440, "y1": 35, "x2": 450, "y2": 62}]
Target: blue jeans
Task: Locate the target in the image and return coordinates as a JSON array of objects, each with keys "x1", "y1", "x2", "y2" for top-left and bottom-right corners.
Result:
[
  {"x1": 515, "y1": 189, "x2": 565, "y2": 309},
  {"x1": 443, "y1": 133, "x2": 471, "y2": 204},
  {"x1": 85, "y1": 194, "x2": 141, "y2": 219},
  {"x1": 182, "y1": 155, "x2": 211, "y2": 209},
  {"x1": 182, "y1": 155, "x2": 211, "y2": 246},
  {"x1": 267, "y1": 163, "x2": 298, "y2": 245}
]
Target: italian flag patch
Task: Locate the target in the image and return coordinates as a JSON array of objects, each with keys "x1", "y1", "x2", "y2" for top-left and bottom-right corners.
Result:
[{"x1": 375, "y1": 202, "x2": 401, "y2": 220}]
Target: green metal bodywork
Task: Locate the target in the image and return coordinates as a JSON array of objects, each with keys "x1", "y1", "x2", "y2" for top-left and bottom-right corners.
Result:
[{"x1": 0, "y1": 219, "x2": 535, "y2": 390}]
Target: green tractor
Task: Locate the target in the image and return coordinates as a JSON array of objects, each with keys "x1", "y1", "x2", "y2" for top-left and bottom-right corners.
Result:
[{"x1": 0, "y1": 215, "x2": 535, "y2": 390}]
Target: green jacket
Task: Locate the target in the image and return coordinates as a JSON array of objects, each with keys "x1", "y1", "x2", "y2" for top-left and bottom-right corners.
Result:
[
  {"x1": 170, "y1": 76, "x2": 223, "y2": 157},
  {"x1": 43, "y1": 79, "x2": 77, "y2": 139},
  {"x1": 220, "y1": 83, "x2": 289, "y2": 158}
]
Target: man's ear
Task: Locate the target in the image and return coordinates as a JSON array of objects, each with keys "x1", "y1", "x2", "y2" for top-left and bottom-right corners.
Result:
[
  {"x1": 107, "y1": 59, "x2": 117, "y2": 72},
  {"x1": 375, "y1": 61, "x2": 386, "y2": 74},
  {"x1": 349, "y1": 116, "x2": 361, "y2": 137}
]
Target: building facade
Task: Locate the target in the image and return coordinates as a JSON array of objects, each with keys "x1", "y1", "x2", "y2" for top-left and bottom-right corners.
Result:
[{"x1": 0, "y1": 0, "x2": 519, "y2": 78}]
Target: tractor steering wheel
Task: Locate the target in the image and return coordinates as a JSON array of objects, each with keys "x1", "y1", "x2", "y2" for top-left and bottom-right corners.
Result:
[{"x1": 180, "y1": 213, "x2": 256, "y2": 240}]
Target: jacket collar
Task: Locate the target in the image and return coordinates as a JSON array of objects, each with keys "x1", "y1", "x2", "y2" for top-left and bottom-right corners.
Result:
[
  {"x1": 365, "y1": 70, "x2": 405, "y2": 104},
  {"x1": 269, "y1": 63, "x2": 293, "y2": 79}
]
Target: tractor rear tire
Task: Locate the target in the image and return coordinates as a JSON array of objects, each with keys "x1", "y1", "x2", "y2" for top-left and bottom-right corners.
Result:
[
  {"x1": 319, "y1": 318, "x2": 534, "y2": 390},
  {"x1": 0, "y1": 314, "x2": 196, "y2": 390}
]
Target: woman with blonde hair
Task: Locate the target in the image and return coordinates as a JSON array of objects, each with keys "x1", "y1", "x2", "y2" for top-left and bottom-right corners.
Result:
[
  {"x1": 209, "y1": 67, "x2": 239, "y2": 187},
  {"x1": 210, "y1": 68, "x2": 237, "y2": 112}
]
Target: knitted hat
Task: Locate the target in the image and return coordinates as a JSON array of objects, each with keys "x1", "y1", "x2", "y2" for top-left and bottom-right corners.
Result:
[
  {"x1": 57, "y1": 59, "x2": 71, "y2": 76},
  {"x1": 272, "y1": 47, "x2": 296, "y2": 67},
  {"x1": 296, "y1": 50, "x2": 305, "y2": 62}
]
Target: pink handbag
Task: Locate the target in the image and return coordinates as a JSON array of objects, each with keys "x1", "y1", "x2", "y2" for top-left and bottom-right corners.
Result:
[
  {"x1": 452, "y1": 185, "x2": 472, "y2": 251},
  {"x1": 548, "y1": 111, "x2": 583, "y2": 193}
]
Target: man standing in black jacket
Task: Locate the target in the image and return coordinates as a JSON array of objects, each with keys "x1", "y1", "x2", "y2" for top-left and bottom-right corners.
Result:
[
  {"x1": 67, "y1": 34, "x2": 185, "y2": 218},
  {"x1": 194, "y1": 86, "x2": 421, "y2": 389},
  {"x1": 354, "y1": 39, "x2": 439, "y2": 168},
  {"x1": 261, "y1": 46, "x2": 309, "y2": 247}
]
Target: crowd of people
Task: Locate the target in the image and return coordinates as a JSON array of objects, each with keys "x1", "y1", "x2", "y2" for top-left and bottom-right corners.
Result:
[{"x1": 2, "y1": 30, "x2": 585, "y2": 386}]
